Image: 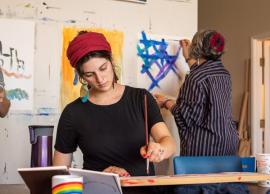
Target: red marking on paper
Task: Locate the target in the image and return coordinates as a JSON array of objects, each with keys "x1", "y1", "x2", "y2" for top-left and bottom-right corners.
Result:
[
  {"x1": 122, "y1": 180, "x2": 144, "y2": 185},
  {"x1": 147, "y1": 179, "x2": 155, "y2": 183}
]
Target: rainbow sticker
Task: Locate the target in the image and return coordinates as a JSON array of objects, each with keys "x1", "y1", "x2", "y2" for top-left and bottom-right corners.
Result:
[
  {"x1": 52, "y1": 181, "x2": 83, "y2": 194},
  {"x1": 52, "y1": 173, "x2": 83, "y2": 194}
]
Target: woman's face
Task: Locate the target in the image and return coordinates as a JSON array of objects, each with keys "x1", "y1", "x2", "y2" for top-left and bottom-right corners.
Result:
[{"x1": 81, "y1": 57, "x2": 114, "y2": 92}]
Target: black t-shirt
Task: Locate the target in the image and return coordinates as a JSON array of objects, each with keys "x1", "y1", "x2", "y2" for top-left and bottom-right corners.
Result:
[{"x1": 54, "y1": 86, "x2": 163, "y2": 176}]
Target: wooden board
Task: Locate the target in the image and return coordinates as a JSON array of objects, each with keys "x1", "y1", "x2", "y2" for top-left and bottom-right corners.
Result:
[
  {"x1": 18, "y1": 166, "x2": 122, "y2": 194},
  {"x1": 18, "y1": 166, "x2": 69, "y2": 194},
  {"x1": 120, "y1": 173, "x2": 270, "y2": 187}
]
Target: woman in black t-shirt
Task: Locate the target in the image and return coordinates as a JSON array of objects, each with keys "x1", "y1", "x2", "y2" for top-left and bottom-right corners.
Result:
[{"x1": 53, "y1": 31, "x2": 176, "y2": 187}]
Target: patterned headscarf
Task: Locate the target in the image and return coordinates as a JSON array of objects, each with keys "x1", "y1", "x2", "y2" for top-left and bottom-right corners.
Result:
[{"x1": 189, "y1": 30, "x2": 225, "y2": 61}]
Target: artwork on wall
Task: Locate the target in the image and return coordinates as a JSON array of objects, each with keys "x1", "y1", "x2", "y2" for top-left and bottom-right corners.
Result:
[
  {"x1": 61, "y1": 27, "x2": 124, "y2": 109},
  {"x1": 137, "y1": 31, "x2": 189, "y2": 98},
  {"x1": 115, "y1": 0, "x2": 147, "y2": 3},
  {"x1": 0, "y1": 19, "x2": 35, "y2": 111},
  {"x1": 165, "y1": 0, "x2": 191, "y2": 2}
]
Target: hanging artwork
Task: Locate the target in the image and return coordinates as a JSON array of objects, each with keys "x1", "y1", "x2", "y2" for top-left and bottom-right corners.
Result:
[
  {"x1": 165, "y1": 0, "x2": 191, "y2": 2},
  {"x1": 115, "y1": 0, "x2": 147, "y2": 3},
  {"x1": 0, "y1": 19, "x2": 35, "y2": 111},
  {"x1": 61, "y1": 27, "x2": 124, "y2": 109},
  {"x1": 137, "y1": 31, "x2": 189, "y2": 97}
]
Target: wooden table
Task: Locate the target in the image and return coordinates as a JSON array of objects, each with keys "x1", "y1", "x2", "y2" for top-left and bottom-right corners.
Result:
[
  {"x1": 0, "y1": 183, "x2": 269, "y2": 194},
  {"x1": 3, "y1": 172, "x2": 270, "y2": 194},
  {"x1": 0, "y1": 183, "x2": 270, "y2": 194},
  {"x1": 120, "y1": 172, "x2": 270, "y2": 187}
]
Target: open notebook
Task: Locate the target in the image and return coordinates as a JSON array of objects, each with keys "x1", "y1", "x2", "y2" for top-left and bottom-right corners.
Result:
[{"x1": 18, "y1": 166, "x2": 122, "y2": 194}]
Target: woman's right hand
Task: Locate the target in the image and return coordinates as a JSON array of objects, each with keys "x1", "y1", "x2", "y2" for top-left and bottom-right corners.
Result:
[
  {"x1": 140, "y1": 142, "x2": 165, "y2": 163},
  {"x1": 180, "y1": 39, "x2": 191, "y2": 61},
  {"x1": 103, "y1": 166, "x2": 130, "y2": 177}
]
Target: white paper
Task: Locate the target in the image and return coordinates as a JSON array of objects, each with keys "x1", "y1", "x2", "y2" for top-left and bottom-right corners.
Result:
[
  {"x1": 69, "y1": 168, "x2": 122, "y2": 194},
  {"x1": 137, "y1": 31, "x2": 190, "y2": 98},
  {"x1": 0, "y1": 19, "x2": 35, "y2": 111}
]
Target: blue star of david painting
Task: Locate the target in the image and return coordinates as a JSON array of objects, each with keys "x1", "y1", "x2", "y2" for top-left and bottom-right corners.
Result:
[{"x1": 137, "y1": 31, "x2": 181, "y2": 91}]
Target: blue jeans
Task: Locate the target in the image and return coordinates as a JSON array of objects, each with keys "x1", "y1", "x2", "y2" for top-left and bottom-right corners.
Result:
[{"x1": 174, "y1": 183, "x2": 249, "y2": 194}]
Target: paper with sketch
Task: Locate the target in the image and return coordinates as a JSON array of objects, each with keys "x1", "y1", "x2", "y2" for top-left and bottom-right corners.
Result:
[
  {"x1": 0, "y1": 19, "x2": 35, "y2": 111},
  {"x1": 137, "y1": 31, "x2": 190, "y2": 97},
  {"x1": 69, "y1": 168, "x2": 122, "y2": 194}
]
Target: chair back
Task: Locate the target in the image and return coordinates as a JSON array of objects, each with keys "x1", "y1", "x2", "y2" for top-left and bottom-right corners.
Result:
[
  {"x1": 173, "y1": 156, "x2": 242, "y2": 174},
  {"x1": 240, "y1": 157, "x2": 256, "y2": 172}
]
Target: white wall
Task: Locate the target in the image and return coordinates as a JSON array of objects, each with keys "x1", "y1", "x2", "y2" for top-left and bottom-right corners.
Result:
[{"x1": 0, "y1": 0, "x2": 197, "y2": 183}]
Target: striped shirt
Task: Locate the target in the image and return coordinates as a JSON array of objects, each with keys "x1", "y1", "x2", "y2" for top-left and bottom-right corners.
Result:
[{"x1": 172, "y1": 60, "x2": 239, "y2": 156}]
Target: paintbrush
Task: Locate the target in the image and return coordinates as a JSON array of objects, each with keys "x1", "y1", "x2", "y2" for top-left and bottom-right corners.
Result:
[{"x1": 144, "y1": 94, "x2": 150, "y2": 175}]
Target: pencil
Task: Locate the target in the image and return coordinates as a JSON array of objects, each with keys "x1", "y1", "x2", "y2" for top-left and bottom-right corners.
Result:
[{"x1": 144, "y1": 94, "x2": 149, "y2": 175}]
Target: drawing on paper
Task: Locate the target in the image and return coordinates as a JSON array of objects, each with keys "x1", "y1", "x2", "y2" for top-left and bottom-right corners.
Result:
[
  {"x1": 0, "y1": 19, "x2": 35, "y2": 111},
  {"x1": 61, "y1": 27, "x2": 124, "y2": 109},
  {"x1": 137, "y1": 31, "x2": 189, "y2": 97}
]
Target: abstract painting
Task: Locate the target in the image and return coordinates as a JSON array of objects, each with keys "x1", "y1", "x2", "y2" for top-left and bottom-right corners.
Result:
[
  {"x1": 137, "y1": 31, "x2": 189, "y2": 97},
  {"x1": 0, "y1": 19, "x2": 35, "y2": 111},
  {"x1": 61, "y1": 27, "x2": 124, "y2": 109}
]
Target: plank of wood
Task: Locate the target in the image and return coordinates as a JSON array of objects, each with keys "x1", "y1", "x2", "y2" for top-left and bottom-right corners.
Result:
[
  {"x1": 238, "y1": 92, "x2": 249, "y2": 138},
  {"x1": 120, "y1": 173, "x2": 270, "y2": 187},
  {"x1": 238, "y1": 59, "x2": 251, "y2": 156},
  {"x1": 18, "y1": 166, "x2": 69, "y2": 194},
  {"x1": 238, "y1": 59, "x2": 250, "y2": 137}
]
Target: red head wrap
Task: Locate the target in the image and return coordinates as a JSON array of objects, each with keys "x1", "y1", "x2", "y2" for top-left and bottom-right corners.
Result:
[{"x1": 67, "y1": 32, "x2": 111, "y2": 68}]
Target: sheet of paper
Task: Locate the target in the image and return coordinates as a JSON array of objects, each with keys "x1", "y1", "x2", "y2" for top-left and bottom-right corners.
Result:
[{"x1": 69, "y1": 168, "x2": 122, "y2": 194}]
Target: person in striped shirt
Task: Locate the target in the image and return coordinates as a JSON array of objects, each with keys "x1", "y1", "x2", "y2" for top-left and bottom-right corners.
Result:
[
  {"x1": 0, "y1": 68, "x2": 10, "y2": 117},
  {"x1": 155, "y1": 30, "x2": 239, "y2": 156}
]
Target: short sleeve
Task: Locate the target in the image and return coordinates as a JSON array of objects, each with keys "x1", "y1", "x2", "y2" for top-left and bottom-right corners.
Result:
[
  {"x1": 54, "y1": 105, "x2": 78, "y2": 153},
  {"x1": 144, "y1": 90, "x2": 164, "y2": 130},
  {"x1": 0, "y1": 69, "x2": 5, "y2": 88}
]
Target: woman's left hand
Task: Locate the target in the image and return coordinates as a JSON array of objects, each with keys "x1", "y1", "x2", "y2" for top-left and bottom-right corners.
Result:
[
  {"x1": 103, "y1": 166, "x2": 130, "y2": 177},
  {"x1": 140, "y1": 142, "x2": 165, "y2": 163}
]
